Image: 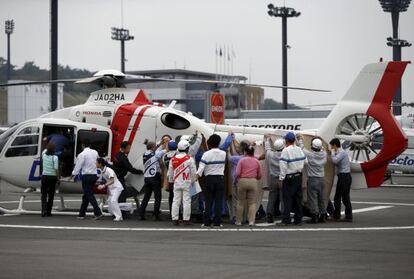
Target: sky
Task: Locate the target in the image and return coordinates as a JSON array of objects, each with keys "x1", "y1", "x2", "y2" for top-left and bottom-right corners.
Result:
[{"x1": 0, "y1": 0, "x2": 413, "y2": 112}]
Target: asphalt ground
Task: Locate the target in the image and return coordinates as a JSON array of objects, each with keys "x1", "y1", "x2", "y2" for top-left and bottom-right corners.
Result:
[{"x1": 0, "y1": 184, "x2": 413, "y2": 279}]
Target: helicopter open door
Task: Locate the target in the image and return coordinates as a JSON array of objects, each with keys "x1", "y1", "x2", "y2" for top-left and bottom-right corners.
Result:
[{"x1": 56, "y1": 123, "x2": 112, "y2": 194}]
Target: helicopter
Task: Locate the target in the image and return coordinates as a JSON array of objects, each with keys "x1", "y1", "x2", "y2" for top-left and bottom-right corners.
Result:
[{"x1": 0, "y1": 60, "x2": 409, "y2": 214}]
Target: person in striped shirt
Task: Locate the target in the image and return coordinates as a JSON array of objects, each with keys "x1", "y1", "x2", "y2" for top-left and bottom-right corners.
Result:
[
  {"x1": 197, "y1": 134, "x2": 226, "y2": 227},
  {"x1": 279, "y1": 132, "x2": 307, "y2": 226}
]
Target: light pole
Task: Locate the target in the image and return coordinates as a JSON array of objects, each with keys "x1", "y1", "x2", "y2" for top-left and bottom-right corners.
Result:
[
  {"x1": 111, "y1": 27, "x2": 134, "y2": 73},
  {"x1": 379, "y1": 0, "x2": 412, "y2": 116},
  {"x1": 5, "y1": 19, "x2": 14, "y2": 81},
  {"x1": 267, "y1": 4, "x2": 300, "y2": 110},
  {"x1": 50, "y1": 0, "x2": 58, "y2": 111}
]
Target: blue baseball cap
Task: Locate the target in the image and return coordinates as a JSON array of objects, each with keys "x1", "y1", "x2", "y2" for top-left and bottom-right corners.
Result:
[
  {"x1": 168, "y1": 140, "x2": 177, "y2": 150},
  {"x1": 285, "y1": 132, "x2": 296, "y2": 142}
]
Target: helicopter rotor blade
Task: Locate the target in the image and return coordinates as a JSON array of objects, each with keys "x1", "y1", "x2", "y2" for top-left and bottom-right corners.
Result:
[
  {"x1": 123, "y1": 75, "x2": 331, "y2": 93},
  {"x1": 0, "y1": 79, "x2": 81, "y2": 87}
]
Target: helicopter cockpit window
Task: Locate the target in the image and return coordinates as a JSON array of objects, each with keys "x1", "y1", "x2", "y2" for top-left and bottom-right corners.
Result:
[
  {"x1": 18, "y1": 126, "x2": 39, "y2": 135},
  {"x1": 0, "y1": 125, "x2": 20, "y2": 155},
  {"x1": 161, "y1": 113, "x2": 190, "y2": 130},
  {"x1": 5, "y1": 125, "x2": 40, "y2": 157},
  {"x1": 76, "y1": 130, "x2": 109, "y2": 157}
]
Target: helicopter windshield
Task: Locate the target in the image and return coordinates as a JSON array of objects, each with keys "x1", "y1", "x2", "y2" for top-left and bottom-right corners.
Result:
[{"x1": 0, "y1": 124, "x2": 21, "y2": 155}]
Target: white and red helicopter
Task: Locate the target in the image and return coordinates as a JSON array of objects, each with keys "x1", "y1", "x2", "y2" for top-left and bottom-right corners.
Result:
[{"x1": 0, "y1": 61, "x2": 409, "y2": 214}]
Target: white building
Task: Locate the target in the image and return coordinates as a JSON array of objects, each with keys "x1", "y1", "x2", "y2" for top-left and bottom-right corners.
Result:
[{"x1": 7, "y1": 81, "x2": 64, "y2": 125}]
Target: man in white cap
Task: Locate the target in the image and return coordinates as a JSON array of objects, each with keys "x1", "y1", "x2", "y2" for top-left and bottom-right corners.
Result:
[
  {"x1": 264, "y1": 135, "x2": 285, "y2": 223},
  {"x1": 298, "y1": 135, "x2": 327, "y2": 223},
  {"x1": 167, "y1": 140, "x2": 197, "y2": 225}
]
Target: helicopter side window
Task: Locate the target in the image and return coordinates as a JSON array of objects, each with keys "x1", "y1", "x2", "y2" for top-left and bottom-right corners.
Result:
[
  {"x1": 11, "y1": 135, "x2": 39, "y2": 146},
  {"x1": 161, "y1": 113, "x2": 190, "y2": 130},
  {"x1": 5, "y1": 125, "x2": 40, "y2": 158},
  {"x1": 76, "y1": 130, "x2": 109, "y2": 157},
  {"x1": 5, "y1": 146, "x2": 38, "y2": 157}
]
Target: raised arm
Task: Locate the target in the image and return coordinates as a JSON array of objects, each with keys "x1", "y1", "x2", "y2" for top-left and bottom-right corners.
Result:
[{"x1": 219, "y1": 132, "x2": 234, "y2": 151}]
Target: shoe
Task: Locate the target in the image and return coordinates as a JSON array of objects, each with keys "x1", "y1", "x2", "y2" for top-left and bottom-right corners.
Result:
[
  {"x1": 267, "y1": 214, "x2": 274, "y2": 224},
  {"x1": 330, "y1": 217, "x2": 341, "y2": 222},
  {"x1": 139, "y1": 215, "x2": 146, "y2": 221},
  {"x1": 235, "y1": 222, "x2": 242, "y2": 226},
  {"x1": 46, "y1": 212, "x2": 52, "y2": 217},
  {"x1": 183, "y1": 220, "x2": 192, "y2": 226},
  {"x1": 93, "y1": 214, "x2": 104, "y2": 220},
  {"x1": 248, "y1": 223, "x2": 255, "y2": 227},
  {"x1": 41, "y1": 212, "x2": 47, "y2": 217},
  {"x1": 213, "y1": 224, "x2": 223, "y2": 228},
  {"x1": 345, "y1": 218, "x2": 353, "y2": 223},
  {"x1": 113, "y1": 217, "x2": 123, "y2": 222},
  {"x1": 231, "y1": 216, "x2": 237, "y2": 225},
  {"x1": 77, "y1": 216, "x2": 85, "y2": 220},
  {"x1": 121, "y1": 211, "x2": 128, "y2": 220},
  {"x1": 294, "y1": 221, "x2": 303, "y2": 226},
  {"x1": 154, "y1": 215, "x2": 161, "y2": 221},
  {"x1": 318, "y1": 214, "x2": 327, "y2": 223},
  {"x1": 201, "y1": 224, "x2": 211, "y2": 228},
  {"x1": 172, "y1": 220, "x2": 180, "y2": 226},
  {"x1": 307, "y1": 215, "x2": 318, "y2": 224},
  {"x1": 277, "y1": 222, "x2": 289, "y2": 226}
]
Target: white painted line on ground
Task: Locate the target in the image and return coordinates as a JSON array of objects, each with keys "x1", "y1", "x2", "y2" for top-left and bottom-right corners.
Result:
[
  {"x1": 0, "y1": 199, "x2": 81, "y2": 204},
  {"x1": 0, "y1": 199, "x2": 169, "y2": 205},
  {"x1": 0, "y1": 224, "x2": 413, "y2": 232},
  {"x1": 353, "y1": 201, "x2": 414, "y2": 207},
  {"x1": 341, "y1": 205, "x2": 393, "y2": 215}
]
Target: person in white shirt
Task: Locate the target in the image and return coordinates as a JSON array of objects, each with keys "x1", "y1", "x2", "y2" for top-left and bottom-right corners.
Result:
[
  {"x1": 167, "y1": 140, "x2": 197, "y2": 225},
  {"x1": 96, "y1": 158, "x2": 133, "y2": 221},
  {"x1": 197, "y1": 134, "x2": 226, "y2": 227},
  {"x1": 71, "y1": 139, "x2": 102, "y2": 220},
  {"x1": 279, "y1": 132, "x2": 307, "y2": 226}
]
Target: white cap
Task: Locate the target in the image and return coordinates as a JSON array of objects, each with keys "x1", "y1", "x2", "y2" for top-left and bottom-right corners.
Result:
[
  {"x1": 274, "y1": 138, "x2": 285, "y2": 150},
  {"x1": 311, "y1": 138, "x2": 323, "y2": 149},
  {"x1": 177, "y1": 140, "x2": 190, "y2": 151},
  {"x1": 180, "y1": 135, "x2": 192, "y2": 142}
]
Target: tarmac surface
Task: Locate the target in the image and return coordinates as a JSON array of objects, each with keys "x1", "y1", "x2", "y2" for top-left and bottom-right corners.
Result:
[{"x1": 0, "y1": 184, "x2": 413, "y2": 279}]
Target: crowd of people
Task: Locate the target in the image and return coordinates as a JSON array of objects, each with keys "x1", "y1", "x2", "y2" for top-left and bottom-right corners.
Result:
[{"x1": 40, "y1": 130, "x2": 353, "y2": 227}]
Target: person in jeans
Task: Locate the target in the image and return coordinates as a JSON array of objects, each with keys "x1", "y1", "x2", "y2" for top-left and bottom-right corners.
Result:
[
  {"x1": 264, "y1": 135, "x2": 285, "y2": 223},
  {"x1": 235, "y1": 145, "x2": 262, "y2": 226},
  {"x1": 197, "y1": 134, "x2": 226, "y2": 227},
  {"x1": 329, "y1": 138, "x2": 353, "y2": 222},
  {"x1": 138, "y1": 140, "x2": 166, "y2": 221},
  {"x1": 40, "y1": 142, "x2": 59, "y2": 217},
  {"x1": 278, "y1": 132, "x2": 307, "y2": 226},
  {"x1": 71, "y1": 139, "x2": 102, "y2": 220},
  {"x1": 298, "y1": 135, "x2": 327, "y2": 223}
]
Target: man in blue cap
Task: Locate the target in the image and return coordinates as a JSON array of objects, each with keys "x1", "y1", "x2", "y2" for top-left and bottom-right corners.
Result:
[{"x1": 278, "y1": 131, "x2": 307, "y2": 225}]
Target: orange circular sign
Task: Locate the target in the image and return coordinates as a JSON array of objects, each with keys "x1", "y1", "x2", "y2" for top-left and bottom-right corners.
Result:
[{"x1": 211, "y1": 93, "x2": 224, "y2": 124}]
